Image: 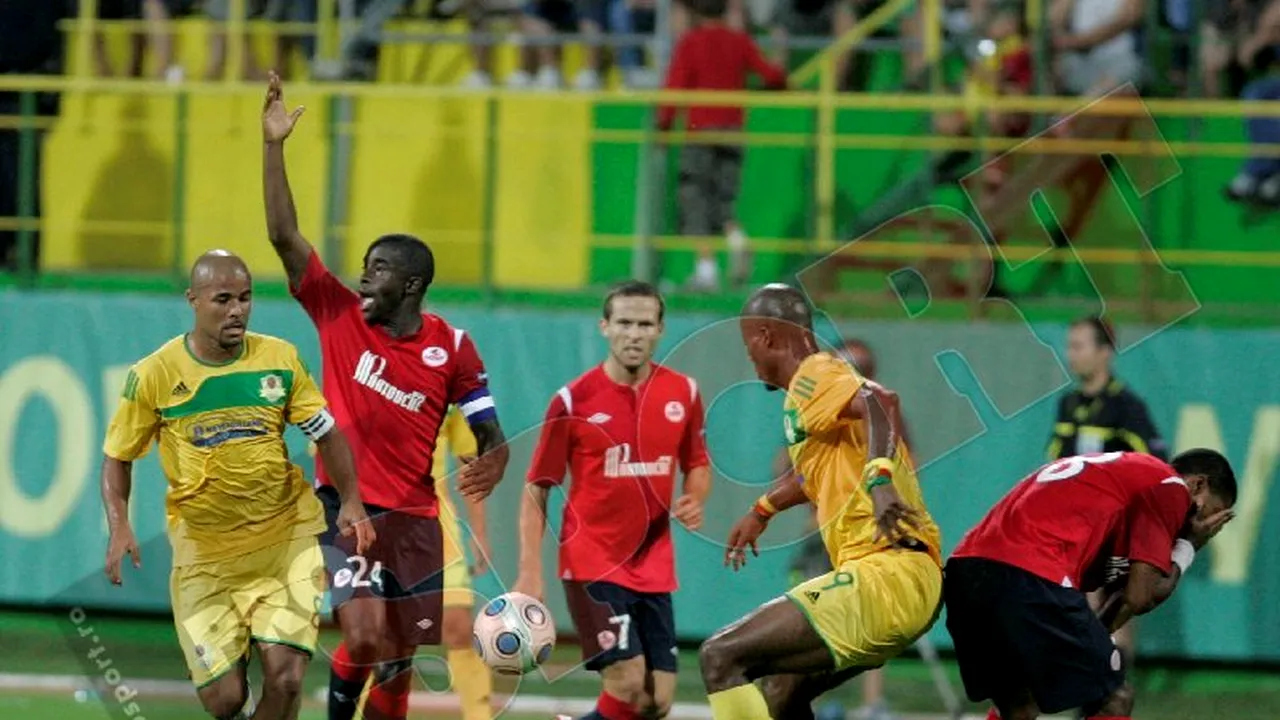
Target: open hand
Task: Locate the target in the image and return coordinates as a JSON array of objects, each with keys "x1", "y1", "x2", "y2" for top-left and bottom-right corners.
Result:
[
  {"x1": 105, "y1": 524, "x2": 141, "y2": 586},
  {"x1": 1186, "y1": 507, "x2": 1234, "y2": 550},
  {"x1": 724, "y1": 513, "x2": 768, "y2": 570},
  {"x1": 870, "y1": 484, "x2": 923, "y2": 546},
  {"x1": 337, "y1": 500, "x2": 376, "y2": 555},
  {"x1": 673, "y1": 494, "x2": 704, "y2": 531},
  {"x1": 263, "y1": 71, "x2": 305, "y2": 144},
  {"x1": 458, "y1": 452, "x2": 504, "y2": 502}
]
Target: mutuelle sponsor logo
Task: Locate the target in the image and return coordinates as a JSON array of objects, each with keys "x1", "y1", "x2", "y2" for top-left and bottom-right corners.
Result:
[
  {"x1": 353, "y1": 351, "x2": 427, "y2": 413},
  {"x1": 190, "y1": 418, "x2": 268, "y2": 448}
]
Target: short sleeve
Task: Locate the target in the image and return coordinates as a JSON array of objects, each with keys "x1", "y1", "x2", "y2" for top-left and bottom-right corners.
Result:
[
  {"x1": 289, "y1": 250, "x2": 358, "y2": 325},
  {"x1": 790, "y1": 358, "x2": 863, "y2": 435},
  {"x1": 527, "y1": 389, "x2": 573, "y2": 487},
  {"x1": 102, "y1": 364, "x2": 161, "y2": 462},
  {"x1": 444, "y1": 408, "x2": 479, "y2": 459},
  {"x1": 448, "y1": 330, "x2": 495, "y2": 423},
  {"x1": 680, "y1": 381, "x2": 710, "y2": 473},
  {"x1": 1125, "y1": 479, "x2": 1194, "y2": 575},
  {"x1": 286, "y1": 347, "x2": 336, "y2": 440}
]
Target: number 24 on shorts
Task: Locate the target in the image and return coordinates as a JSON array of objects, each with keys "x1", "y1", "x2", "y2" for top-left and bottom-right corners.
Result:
[
  {"x1": 333, "y1": 556, "x2": 384, "y2": 590},
  {"x1": 1036, "y1": 452, "x2": 1125, "y2": 483}
]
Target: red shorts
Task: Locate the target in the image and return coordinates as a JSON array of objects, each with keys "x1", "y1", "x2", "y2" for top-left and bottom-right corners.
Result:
[{"x1": 318, "y1": 486, "x2": 444, "y2": 647}]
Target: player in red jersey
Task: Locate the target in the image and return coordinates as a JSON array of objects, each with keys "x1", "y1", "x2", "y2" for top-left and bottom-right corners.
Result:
[
  {"x1": 944, "y1": 450, "x2": 1237, "y2": 720},
  {"x1": 516, "y1": 281, "x2": 712, "y2": 720},
  {"x1": 261, "y1": 74, "x2": 510, "y2": 720}
]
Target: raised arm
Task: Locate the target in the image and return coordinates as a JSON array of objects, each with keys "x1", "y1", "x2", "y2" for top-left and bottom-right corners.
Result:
[{"x1": 262, "y1": 72, "x2": 315, "y2": 287}]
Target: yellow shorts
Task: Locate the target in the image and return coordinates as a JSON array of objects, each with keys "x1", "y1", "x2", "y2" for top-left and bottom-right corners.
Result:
[
  {"x1": 440, "y1": 499, "x2": 473, "y2": 608},
  {"x1": 171, "y1": 535, "x2": 325, "y2": 687},
  {"x1": 786, "y1": 549, "x2": 943, "y2": 670}
]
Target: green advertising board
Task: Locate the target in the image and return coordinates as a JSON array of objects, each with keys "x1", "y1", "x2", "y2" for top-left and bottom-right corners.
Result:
[{"x1": 1, "y1": 290, "x2": 1277, "y2": 662}]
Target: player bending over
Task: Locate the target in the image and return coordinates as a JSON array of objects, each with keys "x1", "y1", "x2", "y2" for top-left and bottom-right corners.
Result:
[
  {"x1": 102, "y1": 250, "x2": 373, "y2": 720},
  {"x1": 261, "y1": 73, "x2": 510, "y2": 720},
  {"x1": 517, "y1": 281, "x2": 712, "y2": 720},
  {"x1": 944, "y1": 450, "x2": 1236, "y2": 720},
  {"x1": 701, "y1": 283, "x2": 944, "y2": 720}
]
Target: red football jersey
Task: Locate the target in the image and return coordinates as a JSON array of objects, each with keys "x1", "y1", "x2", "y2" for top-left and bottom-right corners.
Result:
[
  {"x1": 527, "y1": 363, "x2": 710, "y2": 593},
  {"x1": 952, "y1": 452, "x2": 1192, "y2": 590},
  {"x1": 290, "y1": 251, "x2": 492, "y2": 516}
]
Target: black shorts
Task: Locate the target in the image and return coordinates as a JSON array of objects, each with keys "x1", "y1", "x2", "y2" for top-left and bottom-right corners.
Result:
[
  {"x1": 563, "y1": 581, "x2": 677, "y2": 673},
  {"x1": 317, "y1": 485, "x2": 444, "y2": 647},
  {"x1": 943, "y1": 557, "x2": 1125, "y2": 714}
]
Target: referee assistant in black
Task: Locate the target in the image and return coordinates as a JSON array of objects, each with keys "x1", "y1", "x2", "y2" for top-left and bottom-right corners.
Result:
[
  {"x1": 1048, "y1": 315, "x2": 1168, "y2": 686},
  {"x1": 1049, "y1": 316, "x2": 1167, "y2": 463}
]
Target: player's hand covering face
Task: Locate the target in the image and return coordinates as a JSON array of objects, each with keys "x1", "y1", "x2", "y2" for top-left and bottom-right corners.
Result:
[
  {"x1": 263, "y1": 71, "x2": 305, "y2": 143},
  {"x1": 600, "y1": 296, "x2": 663, "y2": 372}
]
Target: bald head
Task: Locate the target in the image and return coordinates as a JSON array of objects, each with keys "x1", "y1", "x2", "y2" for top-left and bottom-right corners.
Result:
[
  {"x1": 190, "y1": 249, "x2": 251, "y2": 289},
  {"x1": 186, "y1": 249, "x2": 253, "y2": 354},
  {"x1": 741, "y1": 283, "x2": 813, "y2": 330}
]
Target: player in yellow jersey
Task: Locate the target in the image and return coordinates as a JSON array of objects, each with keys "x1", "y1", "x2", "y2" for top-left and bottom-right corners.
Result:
[
  {"x1": 699, "y1": 284, "x2": 944, "y2": 720},
  {"x1": 101, "y1": 250, "x2": 374, "y2": 720},
  {"x1": 432, "y1": 407, "x2": 494, "y2": 720}
]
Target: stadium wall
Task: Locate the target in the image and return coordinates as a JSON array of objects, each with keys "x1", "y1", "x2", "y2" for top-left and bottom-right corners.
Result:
[{"x1": 2, "y1": 291, "x2": 1279, "y2": 661}]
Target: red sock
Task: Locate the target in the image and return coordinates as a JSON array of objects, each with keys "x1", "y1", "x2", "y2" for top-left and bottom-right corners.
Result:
[
  {"x1": 596, "y1": 691, "x2": 642, "y2": 720},
  {"x1": 985, "y1": 709, "x2": 1001, "y2": 720},
  {"x1": 365, "y1": 683, "x2": 410, "y2": 720},
  {"x1": 330, "y1": 642, "x2": 370, "y2": 683}
]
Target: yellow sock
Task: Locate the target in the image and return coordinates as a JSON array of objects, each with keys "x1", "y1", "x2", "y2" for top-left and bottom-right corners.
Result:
[
  {"x1": 448, "y1": 648, "x2": 493, "y2": 720},
  {"x1": 353, "y1": 673, "x2": 375, "y2": 719},
  {"x1": 708, "y1": 684, "x2": 772, "y2": 720}
]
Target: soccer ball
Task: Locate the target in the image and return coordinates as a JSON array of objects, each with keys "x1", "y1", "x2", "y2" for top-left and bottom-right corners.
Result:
[{"x1": 473, "y1": 592, "x2": 556, "y2": 675}]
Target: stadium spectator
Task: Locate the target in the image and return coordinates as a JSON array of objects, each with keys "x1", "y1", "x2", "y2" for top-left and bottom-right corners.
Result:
[
  {"x1": 0, "y1": 0, "x2": 68, "y2": 273},
  {"x1": 932, "y1": 1, "x2": 1032, "y2": 187},
  {"x1": 1225, "y1": 37, "x2": 1280, "y2": 204},
  {"x1": 901, "y1": 0, "x2": 990, "y2": 89},
  {"x1": 509, "y1": 0, "x2": 623, "y2": 89},
  {"x1": 657, "y1": 0, "x2": 786, "y2": 290},
  {"x1": 768, "y1": 0, "x2": 855, "y2": 80},
  {"x1": 205, "y1": 0, "x2": 316, "y2": 80},
  {"x1": 1049, "y1": 0, "x2": 1144, "y2": 96},
  {"x1": 1200, "y1": 0, "x2": 1274, "y2": 98},
  {"x1": 96, "y1": 0, "x2": 187, "y2": 80}
]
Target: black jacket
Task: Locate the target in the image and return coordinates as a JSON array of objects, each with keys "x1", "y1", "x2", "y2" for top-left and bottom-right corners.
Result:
[{"x1": 1047, "y1": 377, "x2": 1167, "y2": 462}]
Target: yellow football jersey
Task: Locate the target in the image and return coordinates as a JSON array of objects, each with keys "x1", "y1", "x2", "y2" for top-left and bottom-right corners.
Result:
[
  {"x1": 103, "y1": 332, "x2": 330, "y2": 566},
  {"x1": 433, "y1": 407, "x2": 478, "y2": 513},
  {"x1": 783, "y1": 352, "x2": 943, "y2": 568}
]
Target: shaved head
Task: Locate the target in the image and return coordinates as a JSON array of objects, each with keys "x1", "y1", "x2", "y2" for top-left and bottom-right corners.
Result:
[
  {"x1": 738, "y1": 283, "x2": 819, "y2": 390},
  {"x1": 190, "y1": 249, "x2": 251, "y2": 289},
  {"x1": 186, "y1": 249, "x2": 253, "y2": 359},
  {"x1": 741, "y1": 283, "x2": 813, "y2": 329}
]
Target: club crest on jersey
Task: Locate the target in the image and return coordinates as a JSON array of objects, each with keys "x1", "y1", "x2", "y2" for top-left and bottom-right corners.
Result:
[
  {"x1": 664, "y1": 401, "x2": 685, "y2": 422},
  {"x1": 422, "y1": 346, "x2": 449, "y2": 368},
  {"x1": 259, "y1": 374, "x2": 287, "y2": 403}
]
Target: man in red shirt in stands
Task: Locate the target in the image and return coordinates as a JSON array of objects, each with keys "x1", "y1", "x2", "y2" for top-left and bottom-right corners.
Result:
[
  {"x1": 658, "y1": 0, "x2": 786, "y2": 291},
  {"x1": 944, "y1": 450, "x2": 1237, "y2": 720},
  {"x1": 516, "y1": 281, "x2": 712, "y2": 720}
]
